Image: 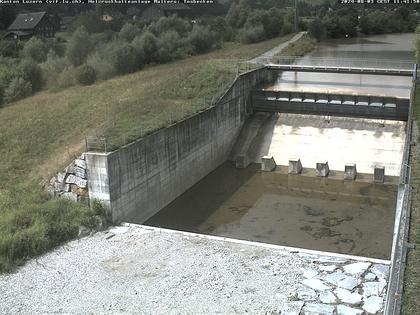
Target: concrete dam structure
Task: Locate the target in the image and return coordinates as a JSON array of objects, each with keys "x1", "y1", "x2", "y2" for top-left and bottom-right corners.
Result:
[{"x1": 82, "y1": 63, "x2": 415, "y2": 313}]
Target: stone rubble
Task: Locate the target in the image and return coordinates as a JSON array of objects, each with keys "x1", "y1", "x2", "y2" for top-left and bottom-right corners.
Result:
[
  {"x1": 47, "y1": 153, "x2": 89, "y2": 204},
  {"x1": 294, "y1": 259, "x2": 389, "y2": 314}
]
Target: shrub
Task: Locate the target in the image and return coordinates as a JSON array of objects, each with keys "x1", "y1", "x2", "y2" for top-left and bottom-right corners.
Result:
[
  {"x1": 4, "y1": 77, "x2": 32, "y2": 103},
  {"x1": 308, "y1": 18, "x2": 327, "y2": 42},
  {"x1": 40, "y1": 50, "x2": 68, "y2": 89},
  {"x1": 226, "y1": 0, "x2": 250, "y2": 29},
  {"x1": 21, "y1": 37, "x2": 48, "y2": 63},
  {"x1": 56, "y1": 66, "x2": 77, "y2": 89},
  {"x1": 239, "y1": 25, "x2": 265, "y2": 44},
  {"x1": 75, "y1": 64, "x2": 96, "y2": 85},
  {"x1": 66, "y1": 26, "x2": 94, "y2": 67},
  {"x1": 281, "y1": 21, "x2": 294, "y2": 35},
  {"x1": 108, "y1": 42, "x2": 138, "y2": 75},
  {"x1": 119, "y1": 22, "x2": 140, "y2": 42},
  {"x1": 148, "y1": 16, "x2": 191, "y2": 36},
  {"x1": 0, "y1": 39, "x2": 21, "y2": 58},
  {"x1": 188, "y1": 25, "x2": 216, "y2": 54},
  {"x1": 155, "y1": 30, "x2": 182, "y2": 62},
  {"x1": 132, "y1": 31, "x2": 158, "y2": 65},
  {"x1": 86, "y1": 52, "x2": 116, "y2": 80},
  {"x1": 18, "y1": 59, "x2": 44, "y2": 92}
]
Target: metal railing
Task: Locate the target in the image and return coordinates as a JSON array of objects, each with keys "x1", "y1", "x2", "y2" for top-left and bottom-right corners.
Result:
[{"x1": 250, "y1": 55, "x2": 415, "y2": 71}]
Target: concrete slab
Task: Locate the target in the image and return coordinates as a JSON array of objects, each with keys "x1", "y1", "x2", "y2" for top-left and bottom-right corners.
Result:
[{"x1": 245, "y1": 113, "x2": 405, "y2": 176}]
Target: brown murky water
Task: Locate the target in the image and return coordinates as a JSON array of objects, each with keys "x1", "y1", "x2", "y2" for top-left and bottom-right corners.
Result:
[
  {"x1": 144, "y1": 162, "x2": 397, "y2": 259},
  {"x1": 268, "y1": 33, "x2": 415, "y2": 98}
]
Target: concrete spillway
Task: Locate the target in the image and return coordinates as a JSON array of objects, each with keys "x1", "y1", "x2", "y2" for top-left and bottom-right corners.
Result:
[
  {"x1": 231, "y1": 112, "x2": 406, "y2": 176},
  {"x1": 85, "y1": 67, "x2": 408, "y2": 260}
]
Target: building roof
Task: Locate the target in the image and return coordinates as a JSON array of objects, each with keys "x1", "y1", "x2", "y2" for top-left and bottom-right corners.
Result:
[
  {"x1": 8, "y1": 12, "x2": 47, "y2": 31},
  {"x1": 154, "y1": 3, "x2": 191, "y2": 11}
]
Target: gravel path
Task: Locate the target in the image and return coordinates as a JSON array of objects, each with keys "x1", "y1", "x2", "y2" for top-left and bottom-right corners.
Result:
[
  {"x1": 0, "y1": 224, "x2": 389, "y2": 314},
  {"x1": 248, "y1": 32, "x2": 306, "y2": 64}
]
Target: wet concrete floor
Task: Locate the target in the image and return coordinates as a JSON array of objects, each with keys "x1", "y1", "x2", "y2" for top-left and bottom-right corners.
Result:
[{"x1": 144, "y1": 162, "x2": 397, "y2": 260}]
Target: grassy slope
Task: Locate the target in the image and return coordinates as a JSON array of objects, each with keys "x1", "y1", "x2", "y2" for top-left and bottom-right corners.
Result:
[
  {"x1": 402, "y1": 83, "x2": 420, "y2": 313},
  {"x1": 0, "y1": 34, "x2": 294, "y2": 272}
]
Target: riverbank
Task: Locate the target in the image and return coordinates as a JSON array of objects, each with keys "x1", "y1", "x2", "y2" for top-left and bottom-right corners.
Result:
[{"x1": 402, "y1": 83, "x2": 420, "y2": 314}]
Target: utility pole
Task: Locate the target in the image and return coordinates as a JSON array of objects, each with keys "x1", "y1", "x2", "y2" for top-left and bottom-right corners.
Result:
[{"x1": 294, "y1": 0, "x2": 298, "y2": 33}]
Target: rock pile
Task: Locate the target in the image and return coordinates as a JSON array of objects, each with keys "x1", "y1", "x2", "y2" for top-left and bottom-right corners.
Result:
[
  {"x1": 48, "y1": 153, "x2": 89, "y2": 204},
  {"x1": 279, "y1": 258, "x2": 389, "y2": 315}
]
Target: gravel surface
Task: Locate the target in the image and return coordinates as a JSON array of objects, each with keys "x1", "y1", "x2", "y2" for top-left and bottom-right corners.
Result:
[{"x1": 0, "y1": 224, "x2": 388, "y2": 314}]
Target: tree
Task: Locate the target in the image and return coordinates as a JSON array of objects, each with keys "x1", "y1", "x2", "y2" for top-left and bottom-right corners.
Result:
[
  {"x1": 416, "y1": 25, "x2": 420, "y2": 63},
  {"x1": 132, "y1": 31, "x2": 158, "y2": 65},
  {"x1": 66, "y1": 26, "x2": 94, "y2": 67},
  {"x1": 108, "y1": 42, "x2": 138, "y2": 75},
  {"x1": 21, "y1": 37, "x2": 49, "y2": 63},
  {"x1": 18, "y1": 60, "x2": 44, "y2": 92},
  {"x1": 119, "y1": 23, "x2": 140, "y2": 42},
  {"x1": 308, "y1": 18, "x2": 326, "y2": 41},
  {"x1": 226, "y1": 0, "x2": 250, "y2": 29},
  {"x1": 0, "y1": 5, "x2": 15, "y2": 30},
  {"x1": 188, "y1": 25, "x2": 216, "y2": 54}
]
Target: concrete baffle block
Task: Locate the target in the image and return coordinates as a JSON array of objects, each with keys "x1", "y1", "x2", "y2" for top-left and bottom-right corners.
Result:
[
  {"x1": 261, "y1": 156, "x2": 276, "y2": 172},
  {"x1": 344, "y1": 163, "x2": 357, "y2": 180},
  {"x1": 374, "y1": 165, "x2": 385, "y2": 183},
  {"x1": 316, "y1": 162, "x2": 329, "y2": 177},
  {"x1": 236, "y1": 154, "x2": 250, "y2": 169},
  {"x1": 288, "y1": 158, "x2": 302, "y2": 174}
]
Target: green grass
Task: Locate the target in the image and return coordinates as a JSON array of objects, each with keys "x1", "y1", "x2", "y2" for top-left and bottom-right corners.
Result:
[
  {"x1": 272, "y1": 35, "x2": 317, "y2": 63},
  {"x1": 0, "y1": 34, "x2": 294, "y2": 272},
  {"x1": 402, "y1": 83, "x2": 420, "y2": 314}
]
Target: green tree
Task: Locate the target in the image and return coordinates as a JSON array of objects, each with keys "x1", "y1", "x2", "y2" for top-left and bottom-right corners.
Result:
[
  {"x1": 66, "y1": 26, "x2": 94, "y2": 67},
  {"x1": 416, "y1": 25, "x2": 420, "y2": 63},
  {"x1": 308, "y1": 18, "x2": 326, "y2": 41},
  {"x1": 132, "y1": 31, "x2": 158, "y2": 65},
  {"x1": 188, "y1": 25, "x2": 216, "y2": 54},
  {"x1": 21, "y1": 37, "x2": 48, "y2": 63},
  {"x1": 18, "y1": 60, "x2": 44, "y2": 92},
  {"x1": 226, "y1": 0, "x2": 250, "y2": 29},
  {"x1": 119, "y1": 23, "x2": 140, "y2": 42}
]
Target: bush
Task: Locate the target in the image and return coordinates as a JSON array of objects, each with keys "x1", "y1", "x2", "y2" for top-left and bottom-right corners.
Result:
[
  {"x1": 66, "y1": 26, "x2": 94, "y2": 67},
  {"x1": 308, "y1": 18, "x2": 326, "y2": 41},
  {"x1": 56, "y1": 66, "x2": 76, "y2": 89},
  {"x1": 86, "y1": 52, "x2": 116, "y2": 80},
  {"x1": 155, "y1": 30, "x2": 183, "y2": 62},
  {"x1": 239, "y1": 25, "x2": 265, "y2": 44},
  {"x1": 107, "y1": 42, "x2": 138, "y2": 75},
  {"x1": 119, "y1": 22, "x2": 140, "y2": 42},
  {"x1": 0, "y1": 39, "x2": 21, "y2": 58},
  {"x1": 18, "y1": 59, "x2": 44, "y2": 92},
  {"x1": 132, "y1": 31, "x2": 158, "y2": 65},
  {"x1": 75, "y1": 64, "x2": 96, "y2": 85},
  {"x1": 281, "y1": 21, "x2": 294, "y2": 35},
  {"x1": 188, "y1": 25, "x2": 216, "y2": 54},
  {"x1": 226, "y1": 0, "x2": 250, "y2": 29},
  {"x1": 148, "y1": 16, "x2": 191, "y2": 37},
  {"x1": 4, "y1": 77, "x2": 32, "y2": 103},
  {"x1": 40, "y1": 50, "x2": 68, "y2": 89},
  {"x1": 21, "y1": 37, "x2": 48, "y2": 63}
]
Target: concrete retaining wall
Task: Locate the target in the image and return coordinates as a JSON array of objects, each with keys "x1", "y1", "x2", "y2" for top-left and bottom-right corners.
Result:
[{"x1": 86, "y1": 68, "x2": 274, "y2": 223}]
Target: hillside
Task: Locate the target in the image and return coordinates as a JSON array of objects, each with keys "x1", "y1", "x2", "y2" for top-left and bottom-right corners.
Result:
[{"x1": 0, "y1": 34, "x2": 293, "y2": 272}]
